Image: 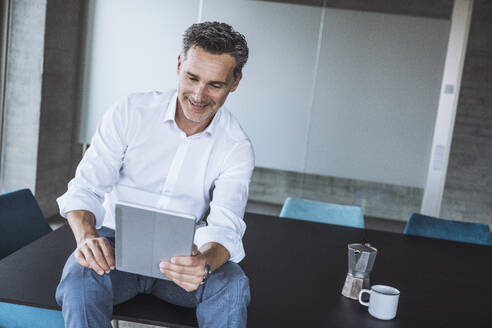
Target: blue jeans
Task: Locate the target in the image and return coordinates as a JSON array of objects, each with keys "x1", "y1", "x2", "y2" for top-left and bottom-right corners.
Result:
[{"x1": 55, "y1": 227, "x2": 250, "y2": 328}]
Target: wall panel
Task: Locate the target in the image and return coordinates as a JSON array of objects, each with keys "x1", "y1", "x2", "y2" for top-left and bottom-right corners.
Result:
[{"x1": 307, "y1": 8, "x2": 449, "y2": 187}]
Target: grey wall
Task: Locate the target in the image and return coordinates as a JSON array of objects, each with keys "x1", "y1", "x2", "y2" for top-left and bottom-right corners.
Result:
[
  {"x1": 249, "y1": 167, "x2": 423, "y2": 221},
  {"x1": 441, "y1": 0, "x2": 492, "y2": 224}
]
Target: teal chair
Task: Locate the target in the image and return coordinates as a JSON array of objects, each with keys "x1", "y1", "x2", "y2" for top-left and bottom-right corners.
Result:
[
  {"x1": 0, "y1": 303, "x2": 64, "y2": 328},
  {"x1": 0, "y1": 189, "x2": 65, "y2": 327},
  {"x1": 280, "y1": 197, "x2": 365, "y2": 228},
  {"x1": 404, "y1": 213, "x2": 492, "y2": 246}
]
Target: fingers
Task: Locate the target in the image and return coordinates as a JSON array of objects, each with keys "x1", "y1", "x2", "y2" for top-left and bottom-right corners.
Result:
[
  {"x1": 171, "y1": 278, "x2": 201, "y2": 292},
  {"x1": 160, "y1": 261, "x2": 205, "y2": 277},
  {"x1": 74, "y1": 249, "x2": 90, "y2": 268},
  {"x1": 90, "y1": 241, "x2": 111, "y2": 271},
  {"x1": 160, "y1": 264, "x2": 204, "y2": 292},
  {"x1": 172, "y1": 256, "x2": 195, "y2": 266},
  {"x1": 163, "y1": 267, "x2": 203, "y2": 285},
  {"x1": 100, "y1": 238, "x2": 116, "y2": 270},
  {"x1": 172, "y1": 251, "x2": 203, "y2": 266},
  {"x1": 162, "y1": 270, "x2": 200, "y2": 292},
  {"x1": 76, "y1": 237, "x2": 115, "y2": 275},
  {"x1": 159, "y1": 259, "x2": 206, "y2": 292},
  {"x1": 81, "y1": 246, "x2": 105, "y2": 275}
]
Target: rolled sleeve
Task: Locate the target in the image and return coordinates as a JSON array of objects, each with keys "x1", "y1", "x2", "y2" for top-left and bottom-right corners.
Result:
[
  {"x1": 195, "y1": 139, "x2": 254, "y2": 263},
  {"x1": 194, "y1": 211, "x2": 246, "y2": 263},
  {"x1": 56, "y1": 182, "x2": 106, "y2": 228},
  {"x1": 56, "y1": 97, "x2": 130, "y2": 228}
]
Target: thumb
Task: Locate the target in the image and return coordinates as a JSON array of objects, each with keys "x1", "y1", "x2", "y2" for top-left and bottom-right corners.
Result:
[{"x1": 192, "y1": 244, "x2": 198, "y2": 256}]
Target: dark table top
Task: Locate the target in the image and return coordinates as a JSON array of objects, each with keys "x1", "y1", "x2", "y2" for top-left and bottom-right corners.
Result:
[{"x1": 1, "y1": 212, "x2": 492, "y2": 327}]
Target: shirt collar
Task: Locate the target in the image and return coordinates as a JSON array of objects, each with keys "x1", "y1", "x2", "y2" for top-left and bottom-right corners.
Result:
[
  {"x1": 203, "y1": 107, "x2": 221, "y2": 136},
  {"x1": 163, "y1": 90, "x2": 221, "y2": 137},
  {"x1": 163, "y1": 91, "x2": 178, "y2": 123}
]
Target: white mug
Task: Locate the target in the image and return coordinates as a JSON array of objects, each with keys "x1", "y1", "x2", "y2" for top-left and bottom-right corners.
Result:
[{"x1": 358, "y1": 285, "x2": 400, "y2": 320}]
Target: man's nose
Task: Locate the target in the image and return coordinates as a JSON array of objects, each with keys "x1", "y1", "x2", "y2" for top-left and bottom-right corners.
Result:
[{"x1": 192, "y1": 84, "x2": 206, "y2": 103}]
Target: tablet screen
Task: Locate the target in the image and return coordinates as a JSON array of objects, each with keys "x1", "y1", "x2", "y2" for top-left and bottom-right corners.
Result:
[{"x1": 115, "y1": 201, "x2": 196, "y2": 280}]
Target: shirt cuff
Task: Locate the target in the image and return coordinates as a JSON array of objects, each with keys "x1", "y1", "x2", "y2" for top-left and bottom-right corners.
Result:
[
  {"x1": 56, "y1": 189, "x2": 106, "y2": 228},
  {"x1": 194, "y1": 225, "x2": 245, "y2": 263}
]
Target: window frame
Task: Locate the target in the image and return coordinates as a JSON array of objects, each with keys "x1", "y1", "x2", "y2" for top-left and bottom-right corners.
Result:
[{"x1": 0, "y1": 0, "x2": 11, "y2": 190}]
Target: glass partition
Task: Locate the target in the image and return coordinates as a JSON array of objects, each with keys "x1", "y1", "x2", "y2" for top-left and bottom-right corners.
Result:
[{"x1": 202, "y1": 0, "x2": 450, "y2": 223}]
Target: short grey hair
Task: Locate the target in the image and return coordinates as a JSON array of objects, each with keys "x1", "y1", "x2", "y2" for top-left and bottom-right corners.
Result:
[{"x1": 182, "y1": 21, "x2": 249, "y2": 80}]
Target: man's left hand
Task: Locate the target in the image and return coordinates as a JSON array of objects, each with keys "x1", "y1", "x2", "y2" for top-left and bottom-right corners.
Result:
[{"x1": 159, "y1": 245, "x2": 207, "y2": 292}]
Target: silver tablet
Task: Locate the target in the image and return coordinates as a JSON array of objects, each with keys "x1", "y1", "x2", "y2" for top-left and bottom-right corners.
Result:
[{"x1": 115, "y1": 201, "x2": 196, "y2": 280}]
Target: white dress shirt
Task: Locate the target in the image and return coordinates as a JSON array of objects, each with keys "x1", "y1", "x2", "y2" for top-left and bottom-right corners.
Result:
[{"x1": 57, "y1": 90, "x2": 255, "y2": 263}]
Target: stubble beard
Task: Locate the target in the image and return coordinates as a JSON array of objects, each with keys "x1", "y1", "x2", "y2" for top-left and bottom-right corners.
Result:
[{"x1": 182, "y1": 104, "x2": 216, "y2": 124}]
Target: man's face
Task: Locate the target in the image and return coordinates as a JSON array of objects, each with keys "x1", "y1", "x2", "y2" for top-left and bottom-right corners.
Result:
[{"x1": 177, "y1": 46, "x2": 241, "y2": 125}]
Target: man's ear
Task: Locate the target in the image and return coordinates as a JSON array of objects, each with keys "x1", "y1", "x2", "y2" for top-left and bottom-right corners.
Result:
[
  {"x1": 177, "y1": 53, "x2": 182, "y2": 75},
  {"x1": 230, "y1": 73, "x2": 242, "y2": 92}
]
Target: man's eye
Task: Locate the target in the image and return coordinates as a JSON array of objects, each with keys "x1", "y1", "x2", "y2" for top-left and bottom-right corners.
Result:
[
  {"x1": 188, "y1": 76, "x2": 198, "y2": 81},
  {"x1": 211, "y1": 84, "x2": 221, "y2": 89}
]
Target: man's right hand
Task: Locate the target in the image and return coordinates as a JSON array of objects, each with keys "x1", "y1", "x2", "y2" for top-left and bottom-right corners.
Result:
[
  {"x1": 67, "y1": 209, "x2": 115, "y2": 275},
  {"x1": 75, "y1": 236, "x2": 115, "y2": 275}
]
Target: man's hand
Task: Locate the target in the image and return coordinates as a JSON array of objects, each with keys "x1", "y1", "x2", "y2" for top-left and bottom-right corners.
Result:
[
  {"x1": 66, "y1": 209, "x2": 115, "y2": 276},
  {"x1": 159, "y1": 245, "x2": 206, "y2": 292},
  {"x1": 75, "y1": 236, "x2": 115, "y2": 276}
]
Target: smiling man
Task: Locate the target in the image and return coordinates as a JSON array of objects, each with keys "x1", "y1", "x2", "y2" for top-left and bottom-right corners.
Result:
[
  {"x1": 55, "y1": 22, "x2": 254, "y2": 328},
  {"x1": 177, "y1": 47, "x2": 240, "y2": 129}
]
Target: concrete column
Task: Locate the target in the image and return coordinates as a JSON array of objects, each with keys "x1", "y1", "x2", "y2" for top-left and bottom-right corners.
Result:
[
  {"x1": 1, "y1": 0, "x2": 47, "y2": 194},
  {"x1": 441, "y1": 0, "x2": 492, "y2": 226},
  {"x1": 421, "y1": 0, "x2": 474, "y2": 216}
]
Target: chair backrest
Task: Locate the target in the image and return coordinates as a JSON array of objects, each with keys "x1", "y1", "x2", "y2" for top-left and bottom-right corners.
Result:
[
  {"x1": 280, "y1": 197, "x2": 365, "y2": 228},
  {"x1": 0, "y1": 188, "x2": 52, "y2": 259},
  {"x1": 404, "y1": 213, "x2": 492, "y2": 246}
]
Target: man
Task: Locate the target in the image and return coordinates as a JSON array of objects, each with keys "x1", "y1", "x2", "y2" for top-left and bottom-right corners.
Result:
[{"x1": 55, "y1": 22, "x2": 254, "y2": 328}]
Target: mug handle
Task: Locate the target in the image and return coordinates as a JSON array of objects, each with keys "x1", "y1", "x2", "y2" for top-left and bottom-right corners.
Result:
[{"x1": 358, "y1": 289, "x2": 371, "y2": 307}]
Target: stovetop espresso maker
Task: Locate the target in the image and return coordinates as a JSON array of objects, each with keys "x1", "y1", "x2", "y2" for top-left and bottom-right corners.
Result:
[{"x1": 341, "y1": 243, "x2": 377, "y2": 300}]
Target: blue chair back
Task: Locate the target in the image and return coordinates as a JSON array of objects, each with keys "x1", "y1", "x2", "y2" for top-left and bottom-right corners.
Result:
[
  {"x1": 0, "y1": 189, "x2": 64, "y2": 327},
  {"x1": 280, "y1": 197, "x2": 365, "y2": 228},
  {"x1": 404, "y1": 213, "x2": 492, "y2": 246},
  {"x1": 0, "y1": 189, "x2": 52, "y2": 260},
  {"x1": 0, "y1": 303, "x2": 65, "y2": 327}
]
